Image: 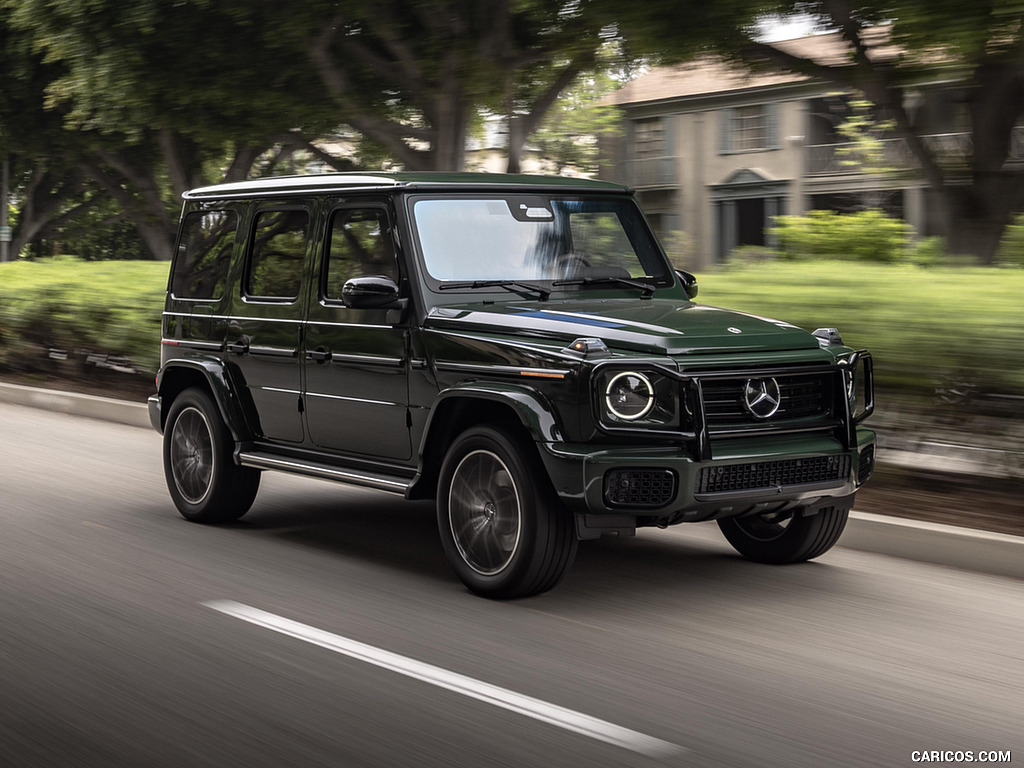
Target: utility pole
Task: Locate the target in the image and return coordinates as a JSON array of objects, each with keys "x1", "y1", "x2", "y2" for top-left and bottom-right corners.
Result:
[{"x1": 0, "y1": 156, "x2": 9, "y2": 262}]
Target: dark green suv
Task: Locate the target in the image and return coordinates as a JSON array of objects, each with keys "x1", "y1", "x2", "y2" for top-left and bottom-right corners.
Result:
[{"x1": 149, "y1": 172, "x2": 875, "y2": 598}]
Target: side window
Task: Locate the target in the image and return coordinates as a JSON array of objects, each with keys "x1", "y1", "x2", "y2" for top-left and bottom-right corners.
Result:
[
  {"x1": 246, "y1": 209, "x2": 309, "y2": 300},
  {"x1": 171, "y1": 210, "x2": 237, "y2": 300},
  {"x1": 324, "y1": 208, "x2": 398, "y2": 301}
]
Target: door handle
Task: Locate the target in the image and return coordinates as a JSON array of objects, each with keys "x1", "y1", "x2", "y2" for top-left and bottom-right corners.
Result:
[
  {"x1": 307, "y1": 347, "x2": 332, "y2": 363},
  {"x1": 227, "y1": 339, "x2": 249, "y2": 356}
]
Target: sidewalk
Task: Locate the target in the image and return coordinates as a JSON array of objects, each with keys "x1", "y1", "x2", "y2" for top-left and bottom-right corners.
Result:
[{"x1": 2, "y1": 380, "x2": 1021, "y2": 581}]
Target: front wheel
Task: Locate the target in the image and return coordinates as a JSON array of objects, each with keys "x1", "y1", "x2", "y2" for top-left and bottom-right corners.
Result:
[
  {"x1": 437, "y1": 426, "x2": 577, "y2": 599},
  {"x1": 717, "y1": 504, "x2": 849, "y2": 564},
  {"x1": 163, "y1": 387, "x2": 260, "y2": 523}
]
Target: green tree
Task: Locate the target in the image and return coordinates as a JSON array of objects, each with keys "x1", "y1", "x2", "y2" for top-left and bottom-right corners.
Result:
[
  {"x1": 528, "y1": 46, "x2": 624, "y2": 175},
  {"x1": 297, "y1": 0, "x2": 615, "y2": 172},
  {"x1": 3, "y1": 0, "x2": 347, "y2": 259},
  {"x1": 0, "y1": 11, "x2": 102, "y2": 260}
]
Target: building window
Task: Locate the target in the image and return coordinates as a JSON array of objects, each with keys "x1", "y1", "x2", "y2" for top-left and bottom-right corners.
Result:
[
  {"x1": 734, "y1": 105, "x2": 767, "y2": 151},
  {"x1": 634, "y1": 118, "x2": 666, "y2": 158},
  {"x1": 721, "y1": 104, "x2": 778, "y2": 153},
  {"x1": 630, "y1": 117, "x2": 677, "y2": 187}
]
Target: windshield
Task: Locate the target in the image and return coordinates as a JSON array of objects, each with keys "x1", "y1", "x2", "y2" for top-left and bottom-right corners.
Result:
[{"x1": 411, "y1": 196, "x2": 670, "y2": 288}]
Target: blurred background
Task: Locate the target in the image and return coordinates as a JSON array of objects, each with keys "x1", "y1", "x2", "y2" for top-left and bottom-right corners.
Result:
[
  {"x1": 1, "y1": 0, "x2": 1021, "y2": 530},
  {"x1": 1, "y1": 5, "x2": 1022, "y2": 768}
]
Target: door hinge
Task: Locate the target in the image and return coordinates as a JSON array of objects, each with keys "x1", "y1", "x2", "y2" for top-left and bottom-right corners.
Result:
[{"x1": 298, "y1": 395, "x2": 305, "y2": 413}]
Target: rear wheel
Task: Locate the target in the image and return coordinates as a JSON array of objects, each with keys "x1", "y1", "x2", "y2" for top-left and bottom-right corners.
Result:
[
  {"x1": 717, "y1": 505, "x2": 849, "y2": 564},
  {"x1": 437, "y1": 426, "x2": 577, "y2": 598},
  {"x1": 163, "y1": 387, "x2": 260, "y2": 523}
]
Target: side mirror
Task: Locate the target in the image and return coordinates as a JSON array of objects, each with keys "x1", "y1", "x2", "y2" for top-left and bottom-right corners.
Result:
[
  {"x1": 675, "y1": 269, "x2": 699, "y2": 300},
  {"x1": 342, "y1": 275, "x2": 402, "y2": 309}
]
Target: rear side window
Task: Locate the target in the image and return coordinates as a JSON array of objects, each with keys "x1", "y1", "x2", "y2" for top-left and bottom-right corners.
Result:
[
  {"x1": 246, "y1": 209, "x2": 309, "y2": 300},
  {"x1": 171, "y1": 210, "x2": 237, "y2": 300}
]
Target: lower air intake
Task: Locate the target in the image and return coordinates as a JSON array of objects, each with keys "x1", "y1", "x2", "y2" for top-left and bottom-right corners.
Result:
[
  {"x1": 604, "y1": 469, "x2": 676, "y2": 508},
  {"x1": 858, "y1": 446, "x2": 875, "y2": 485},
  {"x1": 697, "y1": 455, "x2": 851, "y2": 495}
]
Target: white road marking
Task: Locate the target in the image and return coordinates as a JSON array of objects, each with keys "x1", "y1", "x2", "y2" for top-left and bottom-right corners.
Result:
[{"x1": 204, "y1": 600, "x2": 684, "y2": 759}]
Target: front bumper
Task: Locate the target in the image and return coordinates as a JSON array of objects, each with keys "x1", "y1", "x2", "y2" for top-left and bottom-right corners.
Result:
[{"x1": 539, "y1": 428, "x2": 876, "y2": 526}]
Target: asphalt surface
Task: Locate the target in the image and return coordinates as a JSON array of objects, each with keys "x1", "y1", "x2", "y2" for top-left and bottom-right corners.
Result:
[{"x1": 1, "y1": 402, "x2": 1021, "y2": 767}]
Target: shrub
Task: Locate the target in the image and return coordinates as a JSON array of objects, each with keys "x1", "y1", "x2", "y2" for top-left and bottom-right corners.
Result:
[
  {"x1": 909, "y1": 236, "x2": 947, "y2": 268},
  {"x1": 996, "y1": 213, "x2": 1024, "y2": 267},
  {"x1": 770, "y1": 209, "x2": 912, "y2": 263}
]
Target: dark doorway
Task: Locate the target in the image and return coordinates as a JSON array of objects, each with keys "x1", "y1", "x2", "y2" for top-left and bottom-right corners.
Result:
[{"x1": 737, "y1": 198, "x2": 765, "y2": 246}]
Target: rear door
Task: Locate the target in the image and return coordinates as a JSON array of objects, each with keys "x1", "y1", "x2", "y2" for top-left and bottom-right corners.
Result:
[
  {"x1": 225, "y1": 202, "x2": 313, "y2": 444},
  {"x1": 303, "y1": 200, "x2": 411, "y2": 460}
]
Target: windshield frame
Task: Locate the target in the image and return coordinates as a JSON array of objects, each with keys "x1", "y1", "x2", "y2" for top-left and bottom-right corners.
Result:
[{"x1": 404, "y1": 192, "x2": 675, "y2": 300}]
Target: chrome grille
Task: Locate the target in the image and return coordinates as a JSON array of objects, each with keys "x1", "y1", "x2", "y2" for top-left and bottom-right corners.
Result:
[{"x1": 701, "y1": 373, "x2": 832, "y2": 426}]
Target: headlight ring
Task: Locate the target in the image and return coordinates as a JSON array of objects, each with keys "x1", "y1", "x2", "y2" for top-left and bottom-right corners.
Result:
[{"x1": 605, "y1": 371, "x2": 655, "y2": 421}]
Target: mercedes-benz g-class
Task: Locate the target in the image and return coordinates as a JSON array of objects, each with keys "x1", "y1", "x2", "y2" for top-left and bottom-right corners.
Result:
[{"x1": 149, "y1": 173, "x2": 875, "y2": 598}]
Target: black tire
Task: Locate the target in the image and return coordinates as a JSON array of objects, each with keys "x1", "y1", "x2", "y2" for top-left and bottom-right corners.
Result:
[
  {"x1": 437, "y1": 426, "x2": 578, "y2": 599},
  {"x1": 163, "y1": 387, "x2": 260, "y2": 523},
  {"x1": 717, "y1": 505, "x2": 849, "y2": 564}
]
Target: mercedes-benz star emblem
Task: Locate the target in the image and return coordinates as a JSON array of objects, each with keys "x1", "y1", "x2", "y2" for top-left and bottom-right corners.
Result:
[{"x1": 743, "y1": 378, "x2": 782, "y2": 420}]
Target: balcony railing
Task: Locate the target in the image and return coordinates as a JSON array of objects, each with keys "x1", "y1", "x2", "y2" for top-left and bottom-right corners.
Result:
[
  {"x1": 626, "y1": 155, "x2": 679, "y2": 188},
  {"x1": 806, "y1": 128, "x2": 1024, "y2": 175}
]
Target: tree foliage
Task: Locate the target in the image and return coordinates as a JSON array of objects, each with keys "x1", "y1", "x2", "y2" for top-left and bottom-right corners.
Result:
[
  {"x1": 529, "y1": 46, "x2": 624, "y2": 175},
  {"x1": 0, "y1": 0, "x2": 637, "y2": 257},
  {"x1": 1, "y1": 0, "x2": 348, "y2": 259},
  {"x1": 10, "y1": 0, "x2": 1020, "y2": 264},
  {"x1": 294, "y1": 0, "x2": 618, "y2": 172}
]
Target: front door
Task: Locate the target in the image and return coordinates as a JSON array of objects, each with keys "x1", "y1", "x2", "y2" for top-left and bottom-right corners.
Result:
[
  {"x1": 226, "y1": 204, "x2": 313, "y2": 444},
  {"x1": 303, "y1": 203, "x2": 411, "y2": 460}
]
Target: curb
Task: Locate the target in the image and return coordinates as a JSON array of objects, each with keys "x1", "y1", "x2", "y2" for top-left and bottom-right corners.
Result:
[
  {"x1": 0, "y1": 381, "x2": 151, "y2": 429},
  {"x1": 2, "y1": 381, "x2": 1021, "y2": 581},
  {"x1": 843, "y1": 511, "x2": 1024, "y2": 581}
]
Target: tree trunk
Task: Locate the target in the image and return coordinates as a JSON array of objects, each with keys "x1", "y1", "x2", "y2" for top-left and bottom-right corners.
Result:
[
  {"x1": 430, "y1": 76, "x2": 468, "y2": 171},
  {"x1": 10, "y1": 165, "x2": 95, "y2": 260},
  {"x1": 942, "y1": 176, "x2": 1024, "y2": 263},
  {"x1": 82, "y1": 154, "x2": 175, "y2": 261},
  {"x1": 506, "y1": 117, "x2": 524, "y2": 174}
]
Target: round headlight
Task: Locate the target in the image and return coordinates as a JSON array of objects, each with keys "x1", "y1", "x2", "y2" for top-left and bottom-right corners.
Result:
[{"x1": 605, "y1": 371, "x2": 655, "y2": 421}]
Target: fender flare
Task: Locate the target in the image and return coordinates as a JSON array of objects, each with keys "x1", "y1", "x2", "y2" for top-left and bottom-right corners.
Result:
[
  {"x1": 155, "y1": 359, "x2": 254, "y2": 442},
  {"x1": 423, "y1": 381, "x2": 564, "y2": 446},
  {"x1": 406, "y1": 381, "x2": 566, "y2": 500}
]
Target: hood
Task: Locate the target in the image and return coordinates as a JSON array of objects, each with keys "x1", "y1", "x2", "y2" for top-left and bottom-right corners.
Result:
[{"x1": 425, "y1": 299, "x2": 820, "y2": 355}]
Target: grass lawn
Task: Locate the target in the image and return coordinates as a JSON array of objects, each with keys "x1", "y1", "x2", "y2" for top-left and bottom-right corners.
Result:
[
  {"x1": 2, "y1": 257, "x2": 1022, "y2": 400},
  {"x1": 697, "y1": 261, "x2": 1024, "y2": 398},
  {"x1": 0, "y1": 258, "x2": 169, "y2": 372}
]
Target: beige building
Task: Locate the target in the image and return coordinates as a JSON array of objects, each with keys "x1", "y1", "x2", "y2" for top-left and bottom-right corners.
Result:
[{"x1": 600, "y1": 31, "x2": 954, "y2": 268}]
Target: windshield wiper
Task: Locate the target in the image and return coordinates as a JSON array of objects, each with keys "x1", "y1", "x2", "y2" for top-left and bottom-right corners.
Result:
[
  {"x1": 438, "y1": 280, "x2": 550, "y2": 301},
  {"x1": 552, "y1": 276, "x2": 656, "y2": 298}
]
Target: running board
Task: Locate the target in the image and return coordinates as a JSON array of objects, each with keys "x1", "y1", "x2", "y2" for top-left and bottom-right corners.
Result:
[{"x1": 238, "y1": 451, "x2": 412, "y2": 495}]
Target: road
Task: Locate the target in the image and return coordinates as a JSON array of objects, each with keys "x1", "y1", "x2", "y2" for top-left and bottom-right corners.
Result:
[{"x1": 1, "y1": 401, "x2": 1020, "y2": 768}]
